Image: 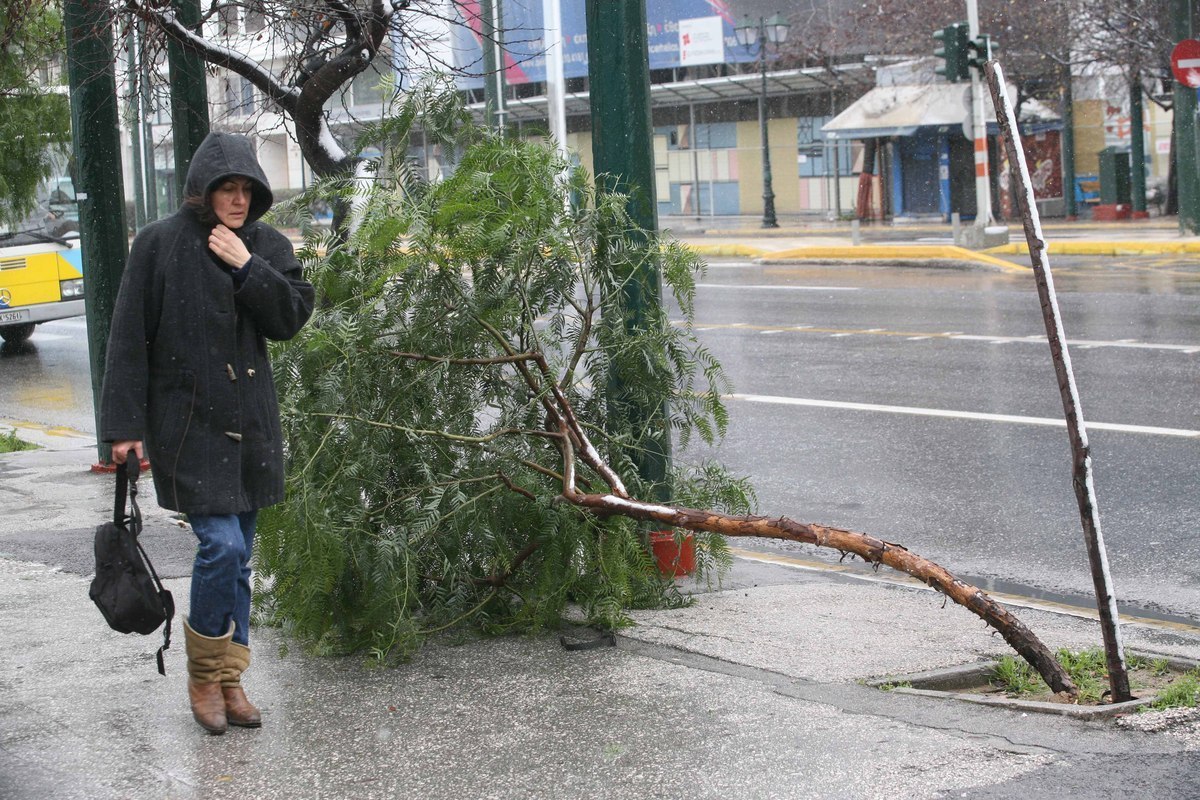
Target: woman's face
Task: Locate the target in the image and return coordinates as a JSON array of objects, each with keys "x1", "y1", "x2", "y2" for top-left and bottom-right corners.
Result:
[{"x1": 210, "y1": 177, "x2": 253, "y2": 229}]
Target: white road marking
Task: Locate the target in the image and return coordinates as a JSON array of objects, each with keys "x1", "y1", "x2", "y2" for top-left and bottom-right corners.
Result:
[
  {"x1": 696, "y1": 283, "x2": 859, "y2": 292},
  {"x1": 949, "y1": 333, "x2": 1197, "y2": 351},
  {"x1": 682, "y1": 320, "x2": 1199, "y2": 354},
  {"x1": 728, "y1": 393, "x2": 1200, "y2": 439}
]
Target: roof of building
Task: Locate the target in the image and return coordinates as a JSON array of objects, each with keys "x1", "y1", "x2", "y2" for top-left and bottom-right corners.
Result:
[{"x1": 822, "y1": 79, "x2": 1059, "y2": 139}]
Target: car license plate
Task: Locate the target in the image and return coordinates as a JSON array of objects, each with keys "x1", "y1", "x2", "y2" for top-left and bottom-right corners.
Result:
[{"x1": 0, "y1": 308, "x2": 30, "y2": 324}]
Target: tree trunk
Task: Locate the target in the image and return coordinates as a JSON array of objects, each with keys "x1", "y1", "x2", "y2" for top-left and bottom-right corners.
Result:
[{"x1": 565, "y1": 490, "x2": 1078, "y2": 697}]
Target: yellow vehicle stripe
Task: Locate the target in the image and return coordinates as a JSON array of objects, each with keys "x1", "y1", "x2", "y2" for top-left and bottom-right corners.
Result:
[{"x1": 0, "y1": 250, "x2": 81, "y2": 307}]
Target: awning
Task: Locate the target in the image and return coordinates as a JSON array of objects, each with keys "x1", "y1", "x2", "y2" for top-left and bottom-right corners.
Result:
[
  {"x1": 822, "y1": 83, "x2": 978, "y2": 140},
  {"x1": 466, "y1": 63, "x2": 876, "y2": 123},
  {"x1": 822, "y1": 81, "x2": 1058, "y2": 140}
]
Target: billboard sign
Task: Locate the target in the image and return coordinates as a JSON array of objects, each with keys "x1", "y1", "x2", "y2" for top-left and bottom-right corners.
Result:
[
  {"x1": 453, "y1": 0, "x2": 753, "y2": 88},
  {"x1": 679, "y1": 16, "x2": 726, "y2": 66}
]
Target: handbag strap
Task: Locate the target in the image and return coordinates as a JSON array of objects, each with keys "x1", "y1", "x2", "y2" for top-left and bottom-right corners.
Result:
[
  {"x1": 114, "y1": 458, "x2": 171, "y2": 675},
  {"x1": 134, "y1": 535, "x2": 175, "y2": 676},
  {"x1": 113, "y1": 457, "x2": 140, "y2": 526}
]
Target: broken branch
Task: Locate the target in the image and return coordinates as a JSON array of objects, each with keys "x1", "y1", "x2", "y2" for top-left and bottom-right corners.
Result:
[{"x1": 565, "y1": 490, "x2": 1078, "y2": 697}]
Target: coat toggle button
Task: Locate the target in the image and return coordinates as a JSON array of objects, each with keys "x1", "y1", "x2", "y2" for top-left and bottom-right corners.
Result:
[{"x1": 226, "y1": 364, "x2": 237, "y2": 381}]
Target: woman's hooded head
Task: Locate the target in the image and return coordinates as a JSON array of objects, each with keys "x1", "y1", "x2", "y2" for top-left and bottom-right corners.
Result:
[{"x1": 183, "y1": 133, "x2": 273, "y2": 225}]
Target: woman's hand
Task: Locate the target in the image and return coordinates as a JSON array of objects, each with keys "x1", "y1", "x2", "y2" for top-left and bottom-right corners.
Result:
[
  {"x1": 209, "y1": 224, "x2": 252, "y2": 269},
  {"x1": 112, "y1": 440, "x2": 143, "y2": 465}
]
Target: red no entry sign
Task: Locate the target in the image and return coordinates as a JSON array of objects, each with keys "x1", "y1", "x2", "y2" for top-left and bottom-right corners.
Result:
[{"x1": 1172, "y1": 39, "x2": 1200, "y2": 87}]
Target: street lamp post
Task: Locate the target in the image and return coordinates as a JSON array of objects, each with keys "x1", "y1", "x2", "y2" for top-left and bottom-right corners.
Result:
[{"x1": 736, "y1": 15, "x2": 789, "y2": 229}]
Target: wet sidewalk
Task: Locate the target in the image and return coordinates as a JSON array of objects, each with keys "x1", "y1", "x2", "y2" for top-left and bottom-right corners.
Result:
[{"x1": 3, "y1": 439, "x2": 1200, "y2": 798}]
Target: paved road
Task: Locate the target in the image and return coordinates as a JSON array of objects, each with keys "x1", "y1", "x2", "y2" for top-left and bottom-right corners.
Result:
[
  {"x1": 4, "y1": 258, "x2": 1198, "y2": 621},
  {"x1": 0, "y1": 316, "x2": 95, "y2": 434},
  {"x1": 683, "y1": 259, "x2": 1200, "y2": 621}
]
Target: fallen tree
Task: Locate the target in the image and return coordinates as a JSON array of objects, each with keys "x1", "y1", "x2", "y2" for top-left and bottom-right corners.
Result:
[{"x1": 257, "y1": 87, "x2": 1076, "y2": 696}]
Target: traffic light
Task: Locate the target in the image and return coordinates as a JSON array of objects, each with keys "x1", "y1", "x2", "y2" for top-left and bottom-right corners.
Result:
[
  {"x1": 933, "y1": 23, "x2": 970, "y2": 82},
  {"x1": 967, "y1": 34, "x2": 995, "y2": 69}
]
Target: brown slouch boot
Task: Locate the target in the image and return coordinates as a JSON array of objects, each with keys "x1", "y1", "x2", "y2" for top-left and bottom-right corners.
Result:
[
  {"x1": 184, "y1": 619, "x2": 234, "y2": 734},
  {"x1": 220, "y1": 642, "x2": 262, "y2": 728}
]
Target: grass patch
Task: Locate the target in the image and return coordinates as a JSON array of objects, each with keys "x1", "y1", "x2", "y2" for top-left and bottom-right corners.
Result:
[
  {"x1": 877, "y1": 680, "x2": 913, "y2": 692},
  {"x1": 0, "y1": 429, "x2": 37, "y2": 453},
  {"x1": 990, "y1": 655, "x2": 1041, "y2": 695},
  {"x1": 985, "y1": 648, "x2": 1200, "y2": 709},
  {"x1": 1150, "y1": 672, "x2": 1200, "y2": 710}
]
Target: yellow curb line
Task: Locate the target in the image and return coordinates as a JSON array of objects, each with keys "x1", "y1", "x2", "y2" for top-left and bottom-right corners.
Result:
[
  {"x1": 985, "y1": 241, "x2": 1200, "y2": 256},
  {"x1": 0, "y1": 419, "x2": 92, "y2": 439},
  {"x1": 759, "y1": 245, "x2": 1028, "y2": 273},
  {"x1": 729, "y1": 547, "x2": 1200, "y2": 634},
  {"x1": 684, "y1": 243, "x2": 770, "y2": 258}
]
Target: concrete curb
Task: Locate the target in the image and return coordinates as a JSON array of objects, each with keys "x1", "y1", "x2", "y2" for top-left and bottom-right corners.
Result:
[
  {"x1": 871, "y1": 652, "x2": 1200, "y2": 719},
  {"x1": 684, "y1": 243, "x2": 770, "y2": 258},
  {"x1": 760, "y1": 245, "x2": 1026, "y2": 272},
  {"x1": 0, "y1": 417, "x2": 94, "y2": 452},
  {"x1": 986, "y1": 241, "x2": 1200, "y2": 256}
]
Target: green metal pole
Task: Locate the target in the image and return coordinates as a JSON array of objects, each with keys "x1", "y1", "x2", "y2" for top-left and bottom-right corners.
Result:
[
  {"x1": 1061, "y1": 74, "x2": 1077, "y2": 219},
  {"x1": 168, "y1": 0, "x2": 209, "y2": 205},
  {"x1": 585, "y1": 0, "x2": 670, "y2": 499},
  {"x1": 1129, "y1": 78, "x2": 1147, "y2": 218},
  {"x1": 1173, "y1": 0, "x2": 1200, "y2": 234},
  {"x1": 127, "y1": 24, "x2": 146, "y2": 231},
  {"x1": 63, "y1": 0, "x2": 129, "y2": 466}
]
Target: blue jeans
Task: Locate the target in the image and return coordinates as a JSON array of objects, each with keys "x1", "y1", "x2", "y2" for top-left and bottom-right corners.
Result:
[{"x1": 188, "y1": 512, "x2": 257, "y2": 646}]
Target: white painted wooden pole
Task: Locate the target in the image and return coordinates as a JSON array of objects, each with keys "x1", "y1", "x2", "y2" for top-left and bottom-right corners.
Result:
[
  {"x1": 542, "y1": 0, "x2": 567, "y2": 159},
  {"x1": 966, "y1": 0, "x2": 992, "y2": 226},
  {"x1": 984, "y1": 60, "x2": 1131, "y2": 703}
]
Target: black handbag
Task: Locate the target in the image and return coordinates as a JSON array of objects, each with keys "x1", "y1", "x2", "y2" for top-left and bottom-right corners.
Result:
[{"x1": 89, "y1": 457, "x2": 174, "y2": 675}]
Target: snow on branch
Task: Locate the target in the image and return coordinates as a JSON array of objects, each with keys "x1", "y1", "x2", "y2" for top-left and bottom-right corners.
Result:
[{"x1": 124, "y1": 0, "x2": 299, "y2": 109}]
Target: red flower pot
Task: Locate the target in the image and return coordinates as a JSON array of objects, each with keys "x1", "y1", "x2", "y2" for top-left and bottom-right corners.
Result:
[{"x1": 649, "y1": 530, "x2": 695, "y2": 577}]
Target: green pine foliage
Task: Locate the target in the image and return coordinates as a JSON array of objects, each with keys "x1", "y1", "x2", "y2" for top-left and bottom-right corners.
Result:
[
  {"x1": 0, "y1": 1, "x2": 70, "y2": 228},
  {"x1": 255, "y1": 81, "x2": 751, "y2": 661}
]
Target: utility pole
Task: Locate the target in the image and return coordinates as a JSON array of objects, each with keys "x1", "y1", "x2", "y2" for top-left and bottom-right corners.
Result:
[
  {"x1": 1061, "y1": 69, "x2": 1077, "y2": 220},
  {"x1": 168, "y1": 0, "x2": 209, "y2": 201},
  {"x1": 542, "y1": 0, "x2": 567, "y2": 156},
  {"x1": 480, "y1": 0, "x2": 508, "y2": 133},
  {"x1": 64, "y1": 0, "x2": 129, "y2": 466},
  {"x1": 585, "y1": 0, "x2": 670, "y2": 499},
  {"x1": 735, "y1": 17, "x2": 789, "y2": 228},
  {"x1": 1173, "y1": 0, "x2": 1200, "y2": 233},
  {"x1": 966, "y1": 0, "x2": 991, "y2": 228},
  {"x1": 1129, "y1": 78, "x2": 1147, "y2": 219},
  {"x1": 127, "y1": 25, "x2": 147, "y2": 230},
  {"x1": 140, "y1": 19, "x2": 158, "y2": 220}
]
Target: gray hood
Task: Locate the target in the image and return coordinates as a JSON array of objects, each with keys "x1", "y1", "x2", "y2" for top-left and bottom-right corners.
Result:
[{"x1": 184, "y1": 132, "x2": 274, "y2": 224}]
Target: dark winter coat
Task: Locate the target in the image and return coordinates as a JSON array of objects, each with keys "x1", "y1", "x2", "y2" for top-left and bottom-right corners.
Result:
[{"x1": 100, "y1": 133, "x2": 314, "y2": 515}]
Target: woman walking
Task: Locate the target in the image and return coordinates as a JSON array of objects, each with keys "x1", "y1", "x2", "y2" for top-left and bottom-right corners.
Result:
[{"x1": 101, "y1": 132, "x2": 314, "y2": 734}]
